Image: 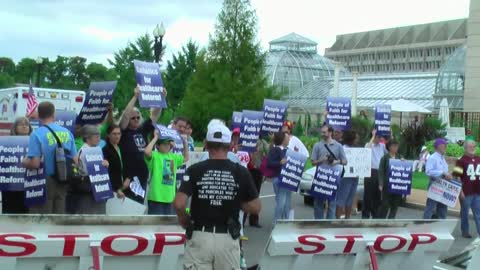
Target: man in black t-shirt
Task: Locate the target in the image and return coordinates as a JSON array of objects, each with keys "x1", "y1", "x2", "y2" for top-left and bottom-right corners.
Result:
[
  {"x1": 174, "y1": 122, "x2": 260, "y2": 270},
  {"x1": 119, "y1": 86, "x2": 162, "y2": 204}
]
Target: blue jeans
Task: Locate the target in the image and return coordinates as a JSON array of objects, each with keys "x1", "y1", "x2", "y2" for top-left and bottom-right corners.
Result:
[
  {"x1": 423, "y1": 198, "x2": 448, "y2": 219},
  {"x1": 460, "y1": 195, "x2": 480, "y2": 236},
  {"x1": 314, "y1": 198, "x2": 336, "y2": 219},
  {"x1": 272, "y1": 177, "x2": 292, "y2": 225},
  {"x1": 148, "y1": 201, "x2": 174, "y2": 215}
]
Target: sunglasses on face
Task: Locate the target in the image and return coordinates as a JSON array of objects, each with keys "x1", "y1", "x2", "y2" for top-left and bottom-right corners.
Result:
[{"x1": 131, "y1": 116, "x2": 140, "y2": 120}]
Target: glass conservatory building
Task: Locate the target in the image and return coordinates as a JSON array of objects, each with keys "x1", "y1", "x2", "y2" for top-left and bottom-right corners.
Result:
[
  {"x1": 265, "y1": 33, "x2": 343, "y2": 97},
  {"x1": 433, "y1": 45, "x2": 466, "y2": 111}
]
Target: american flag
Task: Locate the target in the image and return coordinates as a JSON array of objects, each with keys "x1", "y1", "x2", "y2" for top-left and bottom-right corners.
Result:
[{"x1": 26, "y1": 80, "x2": 38, "y2": 117}]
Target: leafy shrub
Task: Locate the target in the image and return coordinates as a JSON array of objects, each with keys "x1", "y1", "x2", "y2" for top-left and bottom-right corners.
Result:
[
  {"x1": 399, "y1": 117, "x2": 446, "y2": 159},
  {"x1": 425, "y1": 140, "x2": 478, "y2": 158},
  {"x1": 299, "y1": 136, "x2": 318, "y2": 154}
]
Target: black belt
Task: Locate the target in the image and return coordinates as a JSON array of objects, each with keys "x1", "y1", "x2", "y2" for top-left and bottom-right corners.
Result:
[{"x1": 193, "y1": 224, "x2": 228, "y2": 234}]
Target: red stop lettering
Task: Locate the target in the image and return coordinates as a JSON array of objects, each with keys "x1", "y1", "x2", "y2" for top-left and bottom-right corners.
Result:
[
  {"x1": 294, "y1": 235, "x2": 326, "y2": 254},
  {"x1": 0, "y1": 234, "x2": 36, "y2": 257},
  {"x1": 153, "y1": 233, "x2": 186, "y2": 254},
  {"x1": 374, "y1": 235, "x2": 407, "y2": 253},
  {"x1": 408, "y1": 233, "x2": 437, "y2": 251},
  {"x1": 101, "y1": 235, "x2": 148, "y2": 256},
  {"x1": 335, "y1": 235, "x2": 363, "y2": 253},
  {"x1": 48, "y1": 234, "x2": 90, "y2": 256}
]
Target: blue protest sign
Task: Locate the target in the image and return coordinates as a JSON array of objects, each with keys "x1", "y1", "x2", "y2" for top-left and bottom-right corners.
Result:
[
  {"x1": 0, "y1": 136, "x2": 29, "y2": 191},
  {"x1": 77, "y1": 81, "x2": 117, "y2": 125},
  {"x1": 83, "y1": 147, "x2": 114, "y2": 202},
  {"x1": 326, "y1": 97, "x2": 351, "y2": 130},
  {"x1": 24, "y1": 162, "x2": 47, "y2": 206},
  {"x1": 262, "y1": 99, "x2": 288, "y2": 133},
  {"x1": 30, "y1": 110, "x2": 76, "y2": 134},
  {"x1": 239, "y1": 110, "x2": 263, "y2": 153},
  {"x1": 155, "y1": 124, "x2": 183, "y2": 152},
  {"x1": 374, "y1": 104, "x2": 391, "y2": 136},
  {"x1": 278, "y1": 149, "x2": 307, "y2": 192},
  {"x1": 310, "y1": 164, "x2": 343, "y2": 200},
  {"x1": 387, "y1": 159, "x2": 413, "y2": 195},
  {"x1": 232, "y1": 111, "x2": 243, "y2": 130},
  {"x1": 133, "y1": 60, "x2": 166, "y2": 108},
  {"x1": 55, "y1": 111, "x2": 76, "y2": 134}
]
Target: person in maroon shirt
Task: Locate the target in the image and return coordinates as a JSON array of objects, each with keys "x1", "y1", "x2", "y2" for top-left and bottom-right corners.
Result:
[{"x1": 453, "y1": 140, "x2": 480, "y2": 238}]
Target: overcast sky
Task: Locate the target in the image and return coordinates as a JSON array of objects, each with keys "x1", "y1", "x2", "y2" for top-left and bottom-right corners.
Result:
[{"x1": 0, "y1": 0, "x2": 471, "y2": 67}]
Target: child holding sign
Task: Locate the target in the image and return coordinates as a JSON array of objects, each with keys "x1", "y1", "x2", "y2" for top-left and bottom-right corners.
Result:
[
  {"x1": 377, "y1": 139, "x2": 404, "y2": 219},
  {"x1": 145, "y1": 129, "x2": 189, "y2": 215}
]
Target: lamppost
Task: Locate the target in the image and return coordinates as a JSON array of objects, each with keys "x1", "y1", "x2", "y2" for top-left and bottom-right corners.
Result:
[
  {"x1": 35, "y1": 57, "x2": 44, "y2": 87},
  {"x1": 153, "y1": 23, "x2": 166, "y2": 63}
]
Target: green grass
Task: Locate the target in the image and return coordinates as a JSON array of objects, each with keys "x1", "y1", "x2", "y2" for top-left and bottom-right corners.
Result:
[{"x1": 412, "y1": 171, "x2": 429, "y2": 191}]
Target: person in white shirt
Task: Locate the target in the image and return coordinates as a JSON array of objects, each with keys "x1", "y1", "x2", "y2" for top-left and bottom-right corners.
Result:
[
  {"x1": 363, "y1": 129, "x2": 387, "y2": 218},
  {"x1": 413, "y1": 146, "x2": 430, "y2": 172},
  {"x1": 281, "y1": 120, "x2": 309, "y2": 219},
  {"x1": 423, "y1": 138, "x2": 453, "y2": 219}
]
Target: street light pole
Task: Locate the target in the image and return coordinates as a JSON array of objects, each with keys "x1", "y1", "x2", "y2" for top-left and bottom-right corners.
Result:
[
  {"x1": 35, "y1": 57, "x2": 44, "y2": 87},
  {"x1": 153, "y1": 23, "x2": 166, "y2": 63}
]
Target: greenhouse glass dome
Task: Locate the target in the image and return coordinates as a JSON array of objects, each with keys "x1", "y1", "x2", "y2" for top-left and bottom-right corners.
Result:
[
  {"x1": 266, "y1": 33, "x2": 342, "y2": 97},
  {"x1": 434, "y1": 45, "x2": 466, "y2": 111}
]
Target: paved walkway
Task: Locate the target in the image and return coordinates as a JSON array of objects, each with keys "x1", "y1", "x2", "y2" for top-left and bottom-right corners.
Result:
[{"x1": 406, "y1": 188, "x2": 461, "y2": 216}]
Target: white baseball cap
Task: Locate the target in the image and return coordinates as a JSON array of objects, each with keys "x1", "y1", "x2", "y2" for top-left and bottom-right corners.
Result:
[{"x1": 206, "y1": 123, "x2": 232, "y2": 144}]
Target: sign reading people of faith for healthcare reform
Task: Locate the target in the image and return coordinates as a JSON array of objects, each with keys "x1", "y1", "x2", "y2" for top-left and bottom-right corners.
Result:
[
  {"x1": 0, "y1": 136, "x2": 29, "y2": 191},
  {"x1": 261, "y1": 99, "x2": 288, "y2": 133},
  {"x1": 374, "y1": 104, "x2": 391, "y2": 136},
  {"x1": 77, "y1": 81, "x2": 117, "y2": 125},
  {"x1": 83, "y1": 147, "x2": 114, "y2": 202},
  {"x1": 278, "y1": 149, "x2": 307, "y2": 192},
  {"x1": 310, "y1": 164, "x2": 343, "y2": 200},
  {"x1": 133, "y1": 60, "x2": 167, "y2": 108},
  {"x1": 239, "y1": 110, "x2": 263, "y2": 153},
  {"x1": 387, "y1": 159, "x2": 413, "y2": 195},
  {"x1": 326, "y1": 97, "x2": 351, "y2": 130}
]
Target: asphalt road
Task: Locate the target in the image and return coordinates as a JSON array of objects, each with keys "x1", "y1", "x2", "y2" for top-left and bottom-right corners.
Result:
[{"x1": 242, "y1": 182, "x2": 479, "y2": 268}]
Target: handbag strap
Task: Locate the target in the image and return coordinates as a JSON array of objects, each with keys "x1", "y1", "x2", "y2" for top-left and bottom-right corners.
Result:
[{"x1": 43, "y1": 125, "x2": 63, "y2": 149}]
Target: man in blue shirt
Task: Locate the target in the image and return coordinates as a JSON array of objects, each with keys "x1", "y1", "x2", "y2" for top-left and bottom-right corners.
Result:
[
  {"x1": 22, "y1": 101, "x2": 78, "y2": 214},
  {"x1": 423, "y1": 138, "x2": 453, "y2": 219}
]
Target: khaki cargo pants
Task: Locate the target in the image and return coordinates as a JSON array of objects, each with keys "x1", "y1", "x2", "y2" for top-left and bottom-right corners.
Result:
[
  {"x1": 183, "y1": 231, "x2": 240, "y2": 270},
  {"x1": 29, "y1": 176, "x2": 67, "y2": 214}
]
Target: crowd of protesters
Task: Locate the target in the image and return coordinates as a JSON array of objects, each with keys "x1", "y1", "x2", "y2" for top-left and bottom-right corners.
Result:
[{"x1": 1, "y1": 86, "x2": 479, "y2": 242}]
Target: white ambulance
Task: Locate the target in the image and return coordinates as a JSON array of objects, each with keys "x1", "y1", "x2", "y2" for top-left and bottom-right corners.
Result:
[{"x1": 0, "y1": 86, "x2": 85, "y2": 135}]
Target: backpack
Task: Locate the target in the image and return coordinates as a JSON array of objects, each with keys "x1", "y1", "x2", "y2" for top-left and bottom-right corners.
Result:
[{"x1": 43, "y1": 125, "x2": 75, "y2": 183}]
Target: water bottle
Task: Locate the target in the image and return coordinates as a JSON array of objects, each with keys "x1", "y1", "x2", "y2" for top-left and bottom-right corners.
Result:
[{"x1": 55, "y1": 147, "x2": 67, "y2": 182}]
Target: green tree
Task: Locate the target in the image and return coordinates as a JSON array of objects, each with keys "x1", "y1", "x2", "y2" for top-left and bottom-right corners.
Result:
[
  {"x1": 164, "y1": 40, "x2": 199, "y2": 114},
  {"x1": 179, "y1": 0, "x2": 273, "y2": 138},
  {"x1": 68, "y1": 56, "x2": 88, "y2": 90},
  {"x1": 86, "y1": 62, "x2": 116, "y2": 82},
  {"x1": 0, "y1": 73, "x2": 15, "y2": 88},
  {"x1": 0, "y1": 57, "x2": 15, "y2": 76},
  {"x1": 109, "y1": 34, "x2": 162, "y2": 117},
  {"x1": 45, "y1": 56, "x2": 69, "y2": 88},
  {"x1": 15, "y1": 58, "x2": 37, "y2": 84}
]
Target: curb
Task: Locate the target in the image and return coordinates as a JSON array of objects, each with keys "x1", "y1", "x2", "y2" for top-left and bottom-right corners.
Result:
[{"x1": 404, "y1": 201, "x2": 463, "y2": 218}]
